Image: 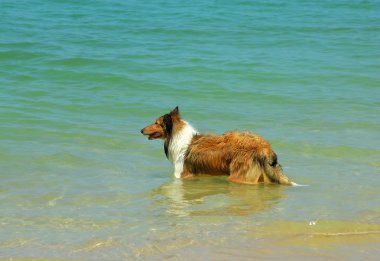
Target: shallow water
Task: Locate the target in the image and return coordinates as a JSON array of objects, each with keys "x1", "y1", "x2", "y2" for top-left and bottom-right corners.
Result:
[{"x1": 1, "y1": 0, "x2": 380, "y2": 260}]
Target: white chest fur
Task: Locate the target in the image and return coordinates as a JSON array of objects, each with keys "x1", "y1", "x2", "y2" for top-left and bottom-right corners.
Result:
[{"x1": 168, "y1": 121, "x2": 197, "y2": 178}]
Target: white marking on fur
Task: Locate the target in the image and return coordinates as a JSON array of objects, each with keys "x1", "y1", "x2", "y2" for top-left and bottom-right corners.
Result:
[
  {"x1": 168, "y1": 121, "x2": 198, "y2": 178},
  {"x1": 291, "y1": 182, "x2": 309, "y2": 187}
]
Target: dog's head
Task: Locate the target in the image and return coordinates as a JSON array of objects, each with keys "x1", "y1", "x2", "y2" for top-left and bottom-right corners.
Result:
[{"x1": 140, "y1": 106, "x2": 180, "y2": 140}]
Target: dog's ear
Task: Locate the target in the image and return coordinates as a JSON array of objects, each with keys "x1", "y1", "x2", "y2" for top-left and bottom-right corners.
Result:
[
  {"x1": 163, "y1": 114, "x2": 173, "y2": 137},
  {"x1": 170, "y1": 106, "x2": 179, "y2": 116},
  {"x1": 163, "y1": 113, "x2": 173, "y2": 159}
]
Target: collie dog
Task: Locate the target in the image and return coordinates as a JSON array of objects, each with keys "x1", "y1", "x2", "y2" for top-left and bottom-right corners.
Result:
[{"x1": 141, "y1": 106, "x2": 294, "y2": 185}]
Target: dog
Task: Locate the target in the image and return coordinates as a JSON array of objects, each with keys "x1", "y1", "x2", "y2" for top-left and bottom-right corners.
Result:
[{"x1": 141, "y1": 106, "x2": 294, "y2": 185}]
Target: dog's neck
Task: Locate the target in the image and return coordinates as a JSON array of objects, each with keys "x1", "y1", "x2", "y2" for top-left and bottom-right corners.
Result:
[{"x1": 166, "y1": 120, "x2": 197, "y2": 178}]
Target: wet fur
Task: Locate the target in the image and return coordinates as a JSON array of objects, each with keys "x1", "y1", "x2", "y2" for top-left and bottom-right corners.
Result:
[{"x1": 141, "y1": 107, "x2": 292, "y2": 185}]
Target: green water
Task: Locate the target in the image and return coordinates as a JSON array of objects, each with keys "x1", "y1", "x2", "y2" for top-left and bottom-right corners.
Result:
[{"x1": 1, "y1": 0, "x2": 380, "y2": 260}]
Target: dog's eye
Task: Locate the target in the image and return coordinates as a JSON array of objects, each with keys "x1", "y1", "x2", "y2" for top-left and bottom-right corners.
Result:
[{"x1": 155, "y1": 122, "x2": 159, "y2": 125}]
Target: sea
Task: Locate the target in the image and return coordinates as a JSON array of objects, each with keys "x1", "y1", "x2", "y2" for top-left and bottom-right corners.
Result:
[{"x1": 1, "y1": 0, "x2": 380, "y2": 260}]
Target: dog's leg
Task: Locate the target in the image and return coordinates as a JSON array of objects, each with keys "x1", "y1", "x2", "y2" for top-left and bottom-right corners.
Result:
[
  {"x1": 180, "y1": 166, "x2": 193, "y2": 179},
  {"x1": 228, "y1": 159, "x2": 267, "y2": 185},
  {"x1": 228, "y1": 154, "x2": 292, "y2": 185}
]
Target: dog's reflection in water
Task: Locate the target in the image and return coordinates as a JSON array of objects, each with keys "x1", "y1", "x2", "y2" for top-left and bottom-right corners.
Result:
[{"x1": 152, "y1": 176, "x2": 286, "y2": 217}]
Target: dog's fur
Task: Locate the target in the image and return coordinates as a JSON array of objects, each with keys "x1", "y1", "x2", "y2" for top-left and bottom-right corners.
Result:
[{"x1": 141, "y1": 106, "x2": 293, "y2": 185}]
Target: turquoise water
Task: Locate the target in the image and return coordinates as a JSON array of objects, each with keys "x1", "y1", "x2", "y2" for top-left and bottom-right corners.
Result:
[{"x1": 1, "y1": 0, "x2": 380, "y2": 260}]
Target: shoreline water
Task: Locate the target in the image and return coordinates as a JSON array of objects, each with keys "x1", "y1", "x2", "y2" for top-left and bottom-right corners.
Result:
[
  {"x1": 1, "y1": 177, "x2": 380, "y2": 260},
  {"x1": 1, "y1": 216, "x2": 380, "y2": 260}
]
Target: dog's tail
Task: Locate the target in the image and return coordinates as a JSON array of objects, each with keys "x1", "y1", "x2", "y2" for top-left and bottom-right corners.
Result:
[
  {"x1": 264, "y1": 152, "x2": 308, "y2": 186},
  {"x1": 265, "y1": 164, "x2": 309, "y2": 186},
  {"x1": 265, "y1": 163, "x2": 293, "y2": 185},
  {"x1": 264, "y1": 162, "x2": 308, "y2": 186}
]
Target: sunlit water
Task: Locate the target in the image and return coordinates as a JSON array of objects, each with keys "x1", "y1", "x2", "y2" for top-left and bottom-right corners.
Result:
[{"x1": 1, "y1": 0, "x2": 380, "y2": 260}]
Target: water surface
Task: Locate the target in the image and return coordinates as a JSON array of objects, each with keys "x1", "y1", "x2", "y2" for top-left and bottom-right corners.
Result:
[{"x1": 1, "y1": 0, "x2": 380, "y2": 260}]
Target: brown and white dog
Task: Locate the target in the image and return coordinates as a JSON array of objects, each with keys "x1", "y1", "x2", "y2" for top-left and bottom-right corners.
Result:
[{"x1": 141, "y1": 106, "x2": 295, "y2": 185}]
